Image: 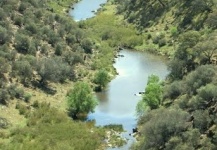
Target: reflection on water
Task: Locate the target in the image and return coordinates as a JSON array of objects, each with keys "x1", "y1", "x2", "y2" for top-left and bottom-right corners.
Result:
[{"x1": 88, "y1": 49, "x2": 169, "y2": 149}]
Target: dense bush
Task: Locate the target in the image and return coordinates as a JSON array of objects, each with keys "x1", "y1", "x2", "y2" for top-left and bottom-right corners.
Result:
[
  {"x1": 138, "y1": 108, "x2": 189, "y2": 150},
  {"x1": 67, "y1": 81, "x2": 97, "y2": 119},
  {"x1": 93, "y1": 69, "x2": 110, "y2": 91},
  {"x1": 14, "y1": 34, "x2": 31, "y2": 54},
  {"x1": 36, "y1": 57, "x2": 72, "y2": 85}
]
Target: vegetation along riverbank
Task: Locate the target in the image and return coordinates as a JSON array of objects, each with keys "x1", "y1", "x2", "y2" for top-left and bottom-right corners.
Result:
[
  {"x1": 1, "y1": 0, "x2": 217, "y2": 149},
  {"x1": 114, "y1": 0, "x2": 217, "y2": 149}
]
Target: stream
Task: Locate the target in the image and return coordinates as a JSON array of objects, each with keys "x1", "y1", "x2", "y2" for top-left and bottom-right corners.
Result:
[{"x1": 69, "y1": 1, "x2": 169, "y2": 149}]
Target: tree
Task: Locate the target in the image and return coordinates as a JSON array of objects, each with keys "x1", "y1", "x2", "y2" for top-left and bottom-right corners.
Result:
[
  {"x1": 81, "y1": 38, "x2": 93, "y2": 53},
  {"x1": 0, "y1": 26, "x2": 11, "y2": 45},
  {"x1": 143, "y1": 75, "x2": 163, "y2": 109},
  {"x1": 14, "y1": 34, "x2": 30, "y2": 54},
  {"x1": 168, "y1": 31, "x2": 201, "y2": 79},
  {"x1": 93, "y1": 69, "x2": 110, "y2": 91},
  {"x1": 136, "y1": 75, "x2": 163, "y2": 116},
  {"x1": 185, "y1": 65, "x2": 216, "y2": 95},
  {"x1": 206, "y1": 10, "x2": 217, "y2": 29},
  {"x1": 193, "y1": 34, "x2": 217, "y2": 64},
  {"x1": 12, "y1": 60, "x2": 32, "y2": 85},
  {"x1": 67, "y1": 82, "x2": 97, "y2": 119},
  {"x1": 0, "y1": 57, "x2": 9, "y2": 75},
  {"x1": 36, "y1": 57, "x2": 71, "y2": 85},
  {"x1": 138, "y1": 108, "x2": 189, "y2": 150}
]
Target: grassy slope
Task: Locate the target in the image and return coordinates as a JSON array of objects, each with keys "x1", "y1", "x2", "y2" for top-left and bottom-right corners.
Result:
[{"x1": 0, "y1": 0, "x2": 141, "y2": 149}]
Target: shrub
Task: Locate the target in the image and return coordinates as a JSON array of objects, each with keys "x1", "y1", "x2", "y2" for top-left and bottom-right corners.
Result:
[
  {"x1": 14, "y1": 34, "x2": 30, "y2": 54},
  {"x1": 158, "y1": 38, "x2": 166, "y2": 47},
  {"x1": 24, "y1": 93, "x2": 31, "y2": 102},
  {"x1": 81, "y1": 38, "x2": 93, "y2": 53},
  {"x1": 193, "y1": 110, "x2": 211, "y2": 133},
  {"x1": 25, "y1": 22, "x2": 38, "y2": 34},
  {"x1": 67, "y1": 81, "x2": 97, "y2": 119},
  {"x1": 0, "y1": 89, "x2": 10, "y2": 105},
  {"x1": 138, "y1": 108, "x2": 189, "y2": 149},
  {"x1": 93, "y1": 69, "x2": 110, "y2": 91},
  {"x1": 0, "y1": 26, "x2": 11, "y2": 45},
  {"x1": 170, "y1": 26, "x2": 178, "y2": 37}
]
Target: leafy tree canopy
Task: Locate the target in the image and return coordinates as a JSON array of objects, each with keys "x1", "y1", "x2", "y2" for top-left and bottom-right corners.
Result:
[{"x1": 67, "y1": 81, "x2": 97, "y2": 119}]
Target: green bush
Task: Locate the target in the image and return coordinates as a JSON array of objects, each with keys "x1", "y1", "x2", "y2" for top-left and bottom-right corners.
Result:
[
  {"x1": 138, "y1": 108, "x2": 189, "y2": 149},
  {"x1": 24, "y1": 93, "x2": 32, "y2": 102},
  {"x1": 67, "y1": 81, "x2": 97, "y2": 119},
  {"x1": 93, "y1": 69, "x2": 110, "y2": 91},
  {"x1": 14, "y1": 34, "x2": 30, "y2": 54}
]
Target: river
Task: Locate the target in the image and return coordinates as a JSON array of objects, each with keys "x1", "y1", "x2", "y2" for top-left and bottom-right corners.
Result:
[
  {"x1": 69, "y1": 0, "x2": 107, "y2": 21},
  {"x1": 88, "y1": 49, "x2": 168, "y2": 149},
  {"x1": 69, "y1": 1, "x2": 169, "y2": 149}
]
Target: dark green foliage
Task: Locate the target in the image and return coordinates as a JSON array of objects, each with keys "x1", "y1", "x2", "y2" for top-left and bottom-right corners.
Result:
[
  {"x1": 0, "y1": 89, "x2": 10, "y2": 105},
  {"x1": 0, "y1": 57, "x2": 10, "y2": 74},
  {"x1": 55, "y1": 43, "x2": 64, "y2": 56},
  {"x1": 206, "y1": 10, "x2": 217, "y2": 29},
  {"x1": 25, "y1": 22, "x2": 38, "y2": 35},
  {"x1": 138, "y1": 108, "x2": 189, "y2": 150},
  {"x1": 63, "y1": 51, "x2": 84, "y2": 65},
  {"x1": 12, "y1": 60, "x2": 33, "y2": 84},
  {"x1": 14, "y1": 34, "x2": 30, "y2": 54},
  {"x1": 74, "y1": 29, "x2": 84, "y2": 42},
  {"x1": 0, "y1": 26, "x2": 12, "y2": 45},
  {"x1": 66, "y1": 34, "x2": 76, "y2": 45},
  {"x1": 193, "y1": 110, "x2": 211, "y2": 133},
  {"x1": 18, "y1": 2, "x2": 29, "y2": 13},
  {"x1": 163, "y1": 80, "x2": 184, "y2": 100},
  {"x1": 81, "y1": 38, "x2": 93, "y2": 53},
  {"x1": 0, "y1": 8, "x2": 6, "y2": 21},
  {"x1": 47, "y1": 31, "x2": 60, "y2": 47},
  {"x1": 0, "y1": 117, "x2": 9, "y2": 129},
  {"x1": 67, "y1": 81, "x2": 97, "y2": 119},
  {"x1": 189, "y1": 84, "x2": 217, "y2": 110},
  {"x1": 14, "y1": 16, "x2": 24, "y2": 27},
  {"x1": 185, "y1": 65, "x2": 216, "y2": 95},
  {"x1": 168, "y1": 30, "x2": 201, "y2": 79},
  {"x1": 36, "y1": 57, "x2": 72, "y2": 85},
  {"x1": 118, "y1": 0, "x2": 214, "y2": 30},
  {"x1": 193, "y1": 33, "x2": 217, "y2": 64}
]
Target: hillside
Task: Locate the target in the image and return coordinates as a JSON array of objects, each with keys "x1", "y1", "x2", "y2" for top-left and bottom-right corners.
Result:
[
  {"x1": 1, "y1": 0, "x2": 217, "y2": 149},
  {"x1": 0, "y1": 0, "x2": 145, "y2": 149},
  {"x1": 0, "y1": 0, "x2": 109, "y2": 149},
  {"x1": 116, "y1": 0, "x2": 217, "y2": 56},
  {"x1": 114, "y1": 0, "x2": 217, "y2": 149}
]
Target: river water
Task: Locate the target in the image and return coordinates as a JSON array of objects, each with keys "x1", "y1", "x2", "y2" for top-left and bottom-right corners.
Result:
[
  {"x1": 69, "y1": 0, "x2": 107, "y2": 21},
  {"x1": 69, "y1": 1, "x2": 169, "y2": 149},
  {"x1": 88, "y1": 50, "x2": 168, "y2": 149}
]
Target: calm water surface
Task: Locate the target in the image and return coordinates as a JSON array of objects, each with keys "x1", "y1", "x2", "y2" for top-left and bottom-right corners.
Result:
[
  {"x1": 69, "y1": 1, "x2": 169, "y2": 149},
  {"x1": 69, "y1": 0, "x2": 107, "y2": 21},
  {"x1": 88, "y1": 50, "x2": 169, "y2": 149}
]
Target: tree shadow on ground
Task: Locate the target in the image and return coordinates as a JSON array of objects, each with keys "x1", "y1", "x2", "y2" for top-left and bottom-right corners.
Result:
[{"x1": 31, "y1": 80, "x2": 57, "y2": 95}]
